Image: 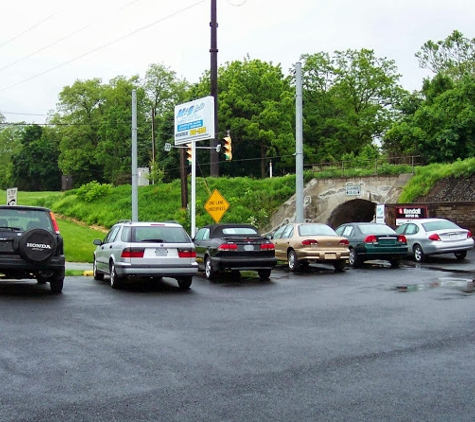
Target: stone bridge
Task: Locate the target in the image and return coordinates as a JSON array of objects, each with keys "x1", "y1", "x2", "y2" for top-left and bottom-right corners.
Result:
[{"x1": 268, "y1": 174, "x2": 413, "y2": 231}]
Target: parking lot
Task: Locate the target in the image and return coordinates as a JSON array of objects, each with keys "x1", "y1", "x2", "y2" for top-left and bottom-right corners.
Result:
[{"x1": 1, "y1": 253, "x2": 475, "y2": 421}]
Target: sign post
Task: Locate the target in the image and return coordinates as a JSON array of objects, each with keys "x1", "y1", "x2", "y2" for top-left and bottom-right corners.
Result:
[
  {"x1": 174, "y1": 96, "x2": 215, "y2": 236},
  {"x1": 6, "y1": 188, "x2": 17, "y2": 206}
]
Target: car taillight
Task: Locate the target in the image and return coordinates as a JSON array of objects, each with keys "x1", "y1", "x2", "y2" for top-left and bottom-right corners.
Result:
[
  {"x1": 178, "y1": 249, "x2": 196, "y2": 258},
  {"x1": 301, "y1": 239, "x2": 318, "y2": 245},
  {"x1": 363, "y1": 235, "x2": 378, "y2": 243},
  {"x1": 468, "y1": 231, "x2": 472, "y2": 238},
  {"x1": 50, "y1": 212, "x2": 60, "y2": 234},
  {"x1": 339, "y1": 239, "x2": 349, "y2": 245},
  {"x1": 260, "y1": 243, "x2": 275, "y2": 250},
  {"x1": 397, "y1": 235, "x2": 407, "y2": 244},
  {"x1": 218, "y1": 243, "x2": 238, "y2": 251},
  {"x1": 428, "y1": 233, "x2": 441, "y2": 241},
  {"x1": 121, "y1": 248, "x2": 144, "y2": 258}
]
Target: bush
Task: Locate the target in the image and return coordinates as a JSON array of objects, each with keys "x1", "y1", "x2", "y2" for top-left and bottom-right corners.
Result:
[{"x1": 76, "y1": 181, "x2": 113, "y2": 202}]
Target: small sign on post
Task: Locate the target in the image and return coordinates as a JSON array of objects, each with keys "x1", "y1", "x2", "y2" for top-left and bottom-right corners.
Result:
[
  {"x1": 204, "y1": 189, "x2": 230, "y2": 223},
  {"x1": 6, "y1": 188, "x2": 17, "y2": 206}
]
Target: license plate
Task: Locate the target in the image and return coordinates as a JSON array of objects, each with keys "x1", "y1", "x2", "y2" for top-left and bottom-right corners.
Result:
[
  {"x1": 155, "y1": 248, "x2": 168, "y2": 256},
  {"x1": 325, "y1": 254, "x2": 336, "y2": 260},
  {"x1": 244, "y1": 245, "x2": 255, "y2": 251}
]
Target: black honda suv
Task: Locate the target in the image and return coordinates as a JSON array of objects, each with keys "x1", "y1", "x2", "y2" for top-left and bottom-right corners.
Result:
[{"x1": 0, "y1": 205, "x2": 65, "y2": 293}]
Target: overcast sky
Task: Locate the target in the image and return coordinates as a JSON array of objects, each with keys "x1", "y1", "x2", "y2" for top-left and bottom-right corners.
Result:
[{"x1": 1, "y1": 0, "x2": 475, "y2": 124}]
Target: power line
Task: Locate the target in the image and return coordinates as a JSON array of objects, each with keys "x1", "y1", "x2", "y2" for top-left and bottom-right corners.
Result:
[
  {"x1": 0, "y1": 0, "x2": 144, "y2": 73},
  {"x1": 0, "y1": 9, "x2": 61, "y2": 50},
  {"x1": 0, "y1": 0, "x2": 205, "y2": 93}
]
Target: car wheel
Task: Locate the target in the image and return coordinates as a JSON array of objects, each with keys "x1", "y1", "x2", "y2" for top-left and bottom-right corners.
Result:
[
  {"x1": 205, "y1": 256, "x2": 217, "y2": 280},
  {"x1": 333, "y1": 260, "x2": 346, "y2": 272},
  {"x1": 389, "y1": 257, "x2": 401, "y2": 268},
  {"x1": 49, "y1": 269, "x2": 64, "y2": 294},
  {"x1": 93, "y1": 258, "x2": 104, "y2": 281},
  {"x1": 109, "y1": 262, "x2": 122, "y2": 289},
  {"x1": 287, "y1": 249, "x2": 300, "y2": 272},
  {"x1": 348, "y1": 248, "x2": 363, "y2": 268},
  {"x1": 177, "y1": 276, "x2": 192, "y2": 290},
  {"x1": 231, "y1": 270, "x2": 241, "y2": 281},
  {"x1": 258, "y1": 269, "x2": 271, "y2": 280},
  {"x1": 413, "y1": 244, "x2": 426, "y2": 262},
  {"x1": 454, "y1": 251, "x2": 467, "y2": 260}
]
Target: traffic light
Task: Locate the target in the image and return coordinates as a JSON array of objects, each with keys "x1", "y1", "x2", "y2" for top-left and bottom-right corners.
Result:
[
  {"x1": 223, "y1": 136, "x2": 232, "y2": 161},
  {"x1": 186, "y1": 143, "x2": 192, "y2": 165}
]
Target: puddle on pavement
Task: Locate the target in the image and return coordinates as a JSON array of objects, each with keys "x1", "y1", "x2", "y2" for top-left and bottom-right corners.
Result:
[{"x1": 396, "y1": 277, "x2": 475, "y2": 293}]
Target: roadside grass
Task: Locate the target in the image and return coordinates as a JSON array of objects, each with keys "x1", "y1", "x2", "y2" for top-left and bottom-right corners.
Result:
[{"x1": 57, "y1": 217, "x2": 106, "y2": 263}]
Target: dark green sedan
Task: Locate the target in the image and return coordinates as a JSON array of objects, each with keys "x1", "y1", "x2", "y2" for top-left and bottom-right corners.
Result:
[{"x1": 335, "y1": 222, "x2": 408, "y2": 268}]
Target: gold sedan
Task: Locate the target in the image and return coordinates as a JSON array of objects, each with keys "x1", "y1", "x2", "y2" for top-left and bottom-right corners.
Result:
[{"x1": 271, "y1": 223, "x2": 350, "y2": 272}]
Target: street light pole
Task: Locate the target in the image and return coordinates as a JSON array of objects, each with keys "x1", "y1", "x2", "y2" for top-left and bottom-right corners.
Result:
[{"x1": 210, "y1": 0, "x2": 219, "y2": 176}]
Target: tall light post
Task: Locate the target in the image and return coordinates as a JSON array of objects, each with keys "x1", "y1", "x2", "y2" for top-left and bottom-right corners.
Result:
[{"x1": 210, "y1": 0, "x2": 219, "y2": 176}]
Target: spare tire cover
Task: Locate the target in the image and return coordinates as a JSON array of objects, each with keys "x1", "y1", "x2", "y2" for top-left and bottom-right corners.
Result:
[{"x1": 19, "y1": 229, "x2": 57, "y2": 262}]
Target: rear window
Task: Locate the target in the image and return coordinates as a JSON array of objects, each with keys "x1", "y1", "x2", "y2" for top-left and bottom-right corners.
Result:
[
  {"x1": 422, "y1": 220, "x2": 459, "y2": 232},
  {"x1": 222, "y1": 227, "x2": 258, "y2": 235},
  {"x1": 359, "y1": 224, "x2": 395, "y2": 235},
  {"x1": 0, "y1": 209, "x2": 53, "y2": 232},
  {"x1": 132, "y1": 226, "x2": 190, "y2": 243},
  {"x1": 299, "y1": 224, "x2": 336, "y2": 236}
]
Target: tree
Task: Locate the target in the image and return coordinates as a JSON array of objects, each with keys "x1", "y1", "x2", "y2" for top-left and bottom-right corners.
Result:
[
  {"x1": 415, "y1": 30, "x2": 475, "y2": 79},
  {"x1": 0, "y1": 122, "x2": 23, "y2": 189},
  {"x1": 192, "y1": 57, "x2": 295, "y2": 178},
  {"x1": 300, "y1": 49, "x2": 405, "y2": 163},
  {"x1": 10, "y1": 125, "x2": 61, "y2": 191}
]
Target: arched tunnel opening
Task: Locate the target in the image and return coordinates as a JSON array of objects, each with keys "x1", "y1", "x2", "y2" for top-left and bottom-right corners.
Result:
[{"x1": 327, "y1": 199, "x2": 376, "y2": 229}]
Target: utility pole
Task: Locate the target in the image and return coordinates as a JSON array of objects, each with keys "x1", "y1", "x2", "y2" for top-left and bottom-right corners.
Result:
[
  {"x1": 210, "y1": 0, "x2": 219, "y2": 176},
  {"x1": 295, "y1": 62, "x2": 304, "y2": 223}
]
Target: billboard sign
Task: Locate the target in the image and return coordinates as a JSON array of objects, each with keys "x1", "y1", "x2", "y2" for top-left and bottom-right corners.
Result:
[{"x1": 174, "y1": 96, "x2": 215, "y2": 145}]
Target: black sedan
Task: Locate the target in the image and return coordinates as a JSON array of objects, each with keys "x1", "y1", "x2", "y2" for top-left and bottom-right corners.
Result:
[{"x1": 193, "y1": 224, "x2": 277, "y2": 280}]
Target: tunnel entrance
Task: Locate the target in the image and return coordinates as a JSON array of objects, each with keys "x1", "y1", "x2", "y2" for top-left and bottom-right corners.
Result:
[{"x1": 327, "y1": 199, "x2": 376, "y2": 228}]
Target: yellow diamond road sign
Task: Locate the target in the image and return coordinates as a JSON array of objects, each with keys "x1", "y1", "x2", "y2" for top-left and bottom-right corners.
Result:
[{"x1": 204, "y1": 189, "x2": 230, "y2": 223}]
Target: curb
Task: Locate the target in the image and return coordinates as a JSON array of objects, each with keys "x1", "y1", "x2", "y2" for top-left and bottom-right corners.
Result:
[{"x1": 83, "y1": 270, "x2": 93, "y2": 277}]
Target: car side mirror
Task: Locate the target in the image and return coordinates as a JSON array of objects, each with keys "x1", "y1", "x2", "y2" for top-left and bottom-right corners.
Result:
[{"x1": 93, "y1": 239, "x2": 103, "y2": 246}]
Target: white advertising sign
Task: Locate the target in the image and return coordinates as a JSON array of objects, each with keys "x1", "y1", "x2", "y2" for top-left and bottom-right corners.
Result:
[
  {"x1": 375, "y1": 204, "x2": 385, "y2": 224},
  {"x1": 7, "y1": 187, "x2": 17, "y2": 206},
  {"x1": 174, "y1": 96, "x2": 215, "y2": 145}
]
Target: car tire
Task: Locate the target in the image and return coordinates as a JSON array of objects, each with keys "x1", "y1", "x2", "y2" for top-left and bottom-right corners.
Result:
[
  {"x1": 348, "y1": 248, "x2": 363, "y2": 268},
  {"x1": 177, "y1": 276, "x2": 192, "y2": 290},
  {"x1": 413, "y1": 244, "x2": 426, "y2": 262},
  {"x1": 454, "y1": 251, "x2": 467, "y2": 260},
  {"x1": 19, "y1": 229, "x2": 56, "y2": 262},
  {"x1": 93, "y1": 258, "x2": 104, "y2": 281},
  {"x1": 49, "y1": 269, "x2": 64, "y2": 294},
  {"x1": 333, "y1": 260, "x2": 346, "y2": 272},
  {"x1": 109, "y1": 262, "x2": 122, "y2": 289},
  {"x1": 205, "y1": 256, "x2": 217, "y2": 280},
  {"x1": 389, "y1": 257, "x2": 401, "y2": 268},
  {"x1": 258, "y1": 269, "x2": 271, "y2": 280},
  {"x1": 287, "y1": 249, "x2": 301, "y2": 272}
]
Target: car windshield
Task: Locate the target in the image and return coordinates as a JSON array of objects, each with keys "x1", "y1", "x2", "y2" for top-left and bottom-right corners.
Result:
[
  {"x1": 222, "y1": 227, "x2": 258, "y2": 235},
  {"x1": 298, "y1": 224, "x2": 336, "y2": 236},
  {"x1": 422, "y1": 220, "x2": 459, "y2": 232},
  {"x1": 132, "y1": 226, "x2": 190, "y2": 243},
  {"x1": 359, "y1": 224, "x2": 395, "y2": 235}
]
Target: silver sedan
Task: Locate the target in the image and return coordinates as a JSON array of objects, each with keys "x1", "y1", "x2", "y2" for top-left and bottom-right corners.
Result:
[{"x1": 395, "y1": 218, "x2": 474, "y2": 262}]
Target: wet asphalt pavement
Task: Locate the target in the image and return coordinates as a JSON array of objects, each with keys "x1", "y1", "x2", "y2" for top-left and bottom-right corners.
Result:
[{"x1": 2, "y1": 250, "x2": 475, "y2": 421}]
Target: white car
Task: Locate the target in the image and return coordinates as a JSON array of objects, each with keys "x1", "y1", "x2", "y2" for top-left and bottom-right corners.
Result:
[
  {"x1": 395, "y1": 218, "x2": 474, "y2": 262},
  {"x1": 93, "y1": 221, "x2": 198, "y2": 290}
]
